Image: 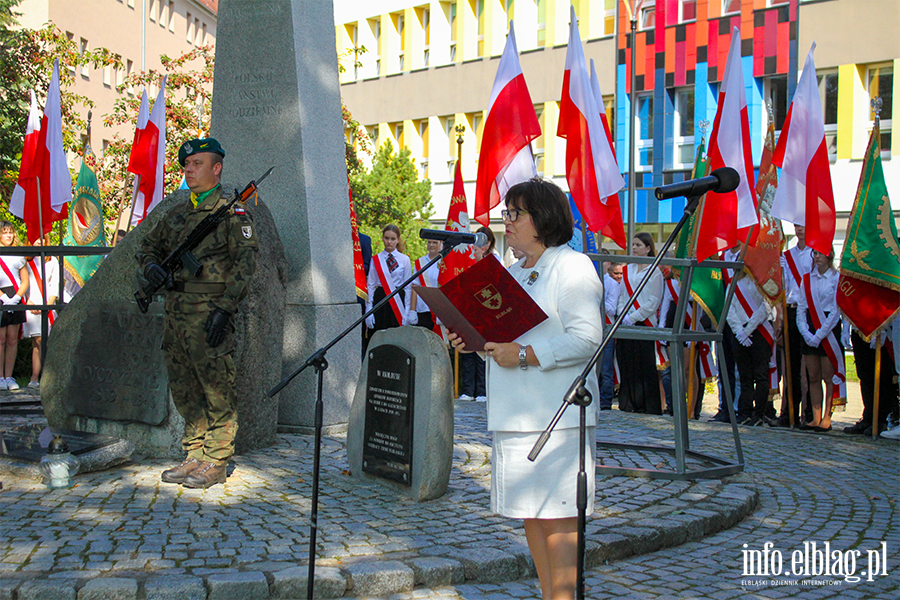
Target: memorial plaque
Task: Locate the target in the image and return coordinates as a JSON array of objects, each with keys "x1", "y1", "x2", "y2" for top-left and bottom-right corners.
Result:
[
  {"x1": 362, "y1": 345, "x2": 415, "y2": 485},
  {"x1": 64, "y1": 301, "x2": 168, "y2": 425}
]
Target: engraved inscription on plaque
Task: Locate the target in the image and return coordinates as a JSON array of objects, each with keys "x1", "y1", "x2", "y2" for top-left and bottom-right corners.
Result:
[
  {"x1": 362, "y1": 345, "x2": 415, "y2": 485},
  {"x1": 65, "y1": 301, "x2": 168, "y2": 425}
]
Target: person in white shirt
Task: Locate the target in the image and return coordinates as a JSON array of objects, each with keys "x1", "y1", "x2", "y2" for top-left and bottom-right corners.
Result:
[
  {"x1": 0, "y1": 222, "x2": 29, "y2": 391},
  {"x1": 448, "y1": 179, "x2": 603, "y2": 600},
  {"x1": 365, "y1": 224, "x2": 412, "y2": 333},
  {"x1": 407, "y1": 239, "x2": 442, "y2": 331},
  {"x1": 797, "y1": 248, "x2": 842, "y2": 431},
  {"x1": 616, "y1": 233, "x2": 664, "y2": 414},
  {"x1": 775, "y1": 225, "x2": 814, "y2": 427},
  {"x1": 23, "y1": 235, "x2": 59, "y2": 389}
]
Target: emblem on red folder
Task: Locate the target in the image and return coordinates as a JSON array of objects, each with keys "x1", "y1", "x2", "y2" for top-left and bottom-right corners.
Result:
[{"x1": 476, "y1": 285, "x2": 502, "y2": 310}]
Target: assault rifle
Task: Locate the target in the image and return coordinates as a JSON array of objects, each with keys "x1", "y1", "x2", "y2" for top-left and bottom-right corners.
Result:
[{"x1": 135, "y1": 166, "x2": 274, "y2": 313}]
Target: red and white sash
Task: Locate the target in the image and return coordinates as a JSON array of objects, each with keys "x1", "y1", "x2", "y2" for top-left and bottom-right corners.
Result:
[
  {"x1": 666, "y1": 279, "x2": 717, "y2": 380},
  {"x1": 414, "y1": 257, "x2": 445, "y2": 340},
  {"x1": 0, "y1": 257, "x2": 21, "y2": 295},
  {"x1": 622, "y1": 265, "x2": 667, "y2": 368},
  {"x1": 725, "y1": 267, "x2": 779, "y2": 393},
  {"x1": 784, "y1": 248, "x2": 803, "y2": 289},
  {"x1": 803, "y1": 274, "x2": 847, "y2": 401},
  {"x1": 372, "y1": 254, "x2": 405, "y2": 324},
  {"x1": 27, "y1": 259, "x2": 55, "y2": 326}
]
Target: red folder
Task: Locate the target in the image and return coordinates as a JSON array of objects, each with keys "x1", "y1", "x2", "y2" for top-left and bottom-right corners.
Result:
[{"x1": 413, "y1": 255, "x2": 547, "y2": 352}]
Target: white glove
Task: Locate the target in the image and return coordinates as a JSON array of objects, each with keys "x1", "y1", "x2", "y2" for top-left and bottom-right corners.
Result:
[
  {"x1": 365, "y1": 314, "x2": 375, "y2": 329},
  {"x1": 622, "y1": 314, "x2": 634, "y2": 326},
  {"x1": 737, "y1": 332, "x2": 753, "y2": 347},
  {"x1": 801, "y1": 331, "x2": 818, "y2": 347},
  {"x1": 407, "y1": 311, "x2": 418, "y2": 326},
  {"x1": 841, "y1": 329, "x2": 851, "y2": 349},
  {"x1": 1, "y1": 294, "x2": 20, "y2": 306},
  {"x1": 813, "y1": 330, "x2": 827, "y2": 345},
  {"x1": 832, "y1": 374, "x2": 843, "y2": 385}
]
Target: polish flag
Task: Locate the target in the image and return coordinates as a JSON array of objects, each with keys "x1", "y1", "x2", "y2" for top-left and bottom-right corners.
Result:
[
  {"x1": 439, "y1": 160, "x2": 478, "y2": 286},
  {"x1": 10, "y1": 60, "x2": 71, "y2": 242},
  {"x1": 557, "y1": 7, "x2": 626, "y2": 249},
  {"x1": 771, "y1": 44, "x2": 835, "y2": 255},
  {"x1": 473, "y1": 22, "x2": 540, "y2": 227},
  {"x1": 128, "y1": 76, "x2": 167, "y2": 227},
  {"x1": 695, "y1": 28, "x2": 758, "y2": 262}
]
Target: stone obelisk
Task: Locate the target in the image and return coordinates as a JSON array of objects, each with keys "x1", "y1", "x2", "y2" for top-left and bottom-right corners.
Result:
[{"x1": 211, "y1": 0, "x2": 359, "y2": 430}]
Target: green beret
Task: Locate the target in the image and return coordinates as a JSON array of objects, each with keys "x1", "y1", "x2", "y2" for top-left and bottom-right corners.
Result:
[{"x1": 178, "y1": 137, "x2": 225, "y2": 166}]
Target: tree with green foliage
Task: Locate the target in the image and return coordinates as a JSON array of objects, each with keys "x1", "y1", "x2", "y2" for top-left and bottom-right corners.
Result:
[
  {"x1": 97, "y1": 44, "x2": 214, "y2": 236},
  {"x1": 351, "y1": 140, "x2": 433, "y2": 259},
  {"x1": 0, "y1": 1, "x2": 121, "y2": 240}
]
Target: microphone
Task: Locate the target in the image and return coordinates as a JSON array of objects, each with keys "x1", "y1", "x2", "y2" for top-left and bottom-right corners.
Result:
[
  {"x1": 654, "y1": 167, "x2": 741, "y2": 200},
  {"x1": 419, "y1": 228, "x2": 489, "y2": 247}
]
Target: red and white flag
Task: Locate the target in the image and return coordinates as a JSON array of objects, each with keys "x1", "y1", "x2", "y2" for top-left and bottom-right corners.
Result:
[
  {"x1": 473, "y1": 22, "x2": 540, "y2": 227},
  {"x1": 695, "y1": 28, "x2": 758, "y2": 262},
  {"x1": 128, "y1": 77, "x2": 167, "y2": 227},
  {"x1": 771, "y1": 45, "x2": 835, "y2": 255},
  {"x1": 558, "y1": 8, "x2": 626, "y2": 249},
  {"x1": 10, "y1": 60, "x2": 71, "y2": 242},
  {"x1": 439, "y1": 160, "x2": 478, "y2": 286}
]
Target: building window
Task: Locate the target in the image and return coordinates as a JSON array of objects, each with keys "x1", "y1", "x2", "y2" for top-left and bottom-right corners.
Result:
[
  {"x1": 371, "y1": 18, "x2": 381, "y2": 75},
  {"x1": 449, "y1": 1, "x2": 457, "y2": 61},
  {"x1": 125, "y1": 59, "x2": 133, "y2": 95},
  {"x1": 80, "y1": 38, "x2": 89, "y2": 78},
  {"x1": 445, "y1": 116, "x2": 457, "y2": 160},
  {"x1": 673, "y1": 88, "x2": 695, "y2": 168},
  {"x1": 103, "y1": 63, "x2": 112, "y2": 87},
  {"x1": 532, "y1": 104, "x2": 545, "y2": 176},
  {"x1": 679, "y1": 0, "x2": 696, "y2": 22},
  {"x1": 537, "y1": 0, "x2": 546, "y2": 47},
  {"x1": 422, "y1": 8, "x2": 430, "y2": 67},
  {"x1": 419, "y1": 120, "x2": 429, "y2": 179},
  {"x1": 476, "y1": 0, "x2": 485, "y2": 56},
  {"x1": 186, "y1": 12, "x2": 193, "y2": 43},
  {"x1": 603, "y1": 0, "x2": 616, "y2": 36},
  {"x1": 149, "y1": 0, "x2": 156, "y2": 21},
  {"x1": 639, "y1": 0, "x2": 655, "y2": 31},
  {"x1": 636, "y1": 93, "x2": 654, "y2": 170},
  {"x1": 722, "y1": 0, "x2": 740, "y2": 15},
  {"x1": 818, "y1": 71, "x2": 838, "y2": 160},
  {"x1": 868, "y1": 64, "x2": 893, "y2": 154},
  {"x1": 395, "y1": 13, "x2": 405, "y2": 71},
  {"x1": 168, "y1": 1, "x2": 175, "y2": 32},
  {"x1": 765, "y1": 76, "x2": 788, "y2": 134}
]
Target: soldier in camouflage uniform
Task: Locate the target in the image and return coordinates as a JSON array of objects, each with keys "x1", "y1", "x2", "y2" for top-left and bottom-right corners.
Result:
[{"x1": 135, "y1": 138, "x2": 258, "y2": 489}]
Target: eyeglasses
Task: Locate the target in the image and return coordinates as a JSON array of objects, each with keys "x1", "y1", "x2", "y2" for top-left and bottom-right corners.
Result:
[{"x1": 501, "y1": 208, "x2": 528, "y2": 222}]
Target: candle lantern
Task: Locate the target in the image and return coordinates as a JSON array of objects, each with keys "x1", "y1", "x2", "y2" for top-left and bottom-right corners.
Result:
[{"x1": 39, "y1": 435, "x2": 81, "y2": 489}]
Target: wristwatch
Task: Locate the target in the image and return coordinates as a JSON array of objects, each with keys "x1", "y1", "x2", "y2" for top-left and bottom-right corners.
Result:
[{"x1": 518, "y1": 345, "x2": 528, "y2": 370}]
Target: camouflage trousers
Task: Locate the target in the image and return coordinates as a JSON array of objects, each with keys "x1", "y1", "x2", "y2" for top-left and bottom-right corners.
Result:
[{"x1": 162, "y1": 309, "x2": 237, "y2": 465}]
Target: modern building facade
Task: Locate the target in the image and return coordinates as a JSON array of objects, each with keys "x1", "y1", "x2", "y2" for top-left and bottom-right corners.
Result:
[
  {"x1": 17, "y1": 0, "x2": 217, "y2": 152},
  {"x1": 336, "y1": 0, "x2": 899, "y2": 253}
]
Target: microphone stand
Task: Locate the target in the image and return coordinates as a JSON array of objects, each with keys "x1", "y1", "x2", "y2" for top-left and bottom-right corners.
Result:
[
  {"x1": 527, "y1": 192, "x2": 705, "y2": 600},
  {"x1": 267, "y1": 239, "x2": 463, "y2": 600}
]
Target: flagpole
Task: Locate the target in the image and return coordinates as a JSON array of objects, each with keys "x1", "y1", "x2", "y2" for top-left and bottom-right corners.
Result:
[
  {"x1": 686, "y1": 302, "x2": 699, "y2": 418},
  {"x1": 124, "y1": 175, "x2": 140, "y2": 237},
  {"x1": 626, "y1": 2, "x2": 640, "y2": 250},
  {"x1": 453, "y1": 123, "x2": 465, "y2": 400},
  {"x1": 872, "y1": 334, "x2": 882, "y2": 438}
]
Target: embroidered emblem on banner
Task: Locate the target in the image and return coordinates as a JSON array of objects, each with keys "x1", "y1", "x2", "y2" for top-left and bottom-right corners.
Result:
[{"x1": 476, "y1": 284, "x2": 502, "y2": 310}]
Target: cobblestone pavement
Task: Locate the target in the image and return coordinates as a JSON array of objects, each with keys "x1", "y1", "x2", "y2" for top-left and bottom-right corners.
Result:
[{"x1": 0, "y1": 385, "x2": 897, "y2": 599}]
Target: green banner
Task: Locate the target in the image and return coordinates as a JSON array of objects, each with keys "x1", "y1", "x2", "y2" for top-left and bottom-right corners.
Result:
[
  {"x1": 676, "y1": 138, "x2": 725, "y2": 328},
  {"x1": 62, "y1": 157, "x2": 106, "y2": 289},
  {"x1": 840, "y1": 121, "x2": 900, "y2": 292}
]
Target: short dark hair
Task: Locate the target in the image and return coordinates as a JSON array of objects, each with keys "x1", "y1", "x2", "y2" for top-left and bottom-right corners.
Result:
[
  {"x1": 635, "y1": 232, "x2": 656, "y2": 257},
  {"x1": 476, "y1": 226, "x2": 496, "y2": 253},
  {"x1": 505, "y1": 178, "x2": 573, "y2": 248}
]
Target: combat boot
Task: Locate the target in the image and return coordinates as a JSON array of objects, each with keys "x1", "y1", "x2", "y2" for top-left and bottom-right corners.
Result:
[
  {"x1": 161, "y1": 457, "x2": 203, "y2": 484},
  {"x1": 182, "y1": 462, "x2": 227, "y2": 489}
]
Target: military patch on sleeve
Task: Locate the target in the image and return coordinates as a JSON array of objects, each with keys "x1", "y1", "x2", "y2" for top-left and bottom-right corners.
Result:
[
  {"x1": 234, "y1": 206, "x2": 245, "y2": 215},
  {"x1": 241, "y1": 225, "x2": 253, "y2": 239}
]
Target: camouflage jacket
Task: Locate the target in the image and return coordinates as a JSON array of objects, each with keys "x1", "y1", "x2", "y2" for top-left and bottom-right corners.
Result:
[{"x1": 135, "y1": 186, "x2": 258, "y2": 315}]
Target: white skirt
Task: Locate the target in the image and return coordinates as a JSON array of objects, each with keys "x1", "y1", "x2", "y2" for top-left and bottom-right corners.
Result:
[{"x1": 491, "y1": 427, "x2": 595, "y2": 519}]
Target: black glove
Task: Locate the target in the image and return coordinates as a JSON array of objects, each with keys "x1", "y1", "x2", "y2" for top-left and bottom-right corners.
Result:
[
  {"x1": 144, "y1": 263, "x2": 173, "y2": 290},
  {"x1": 204, "y1": 307, "x2": 232, "y2": 348}
]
